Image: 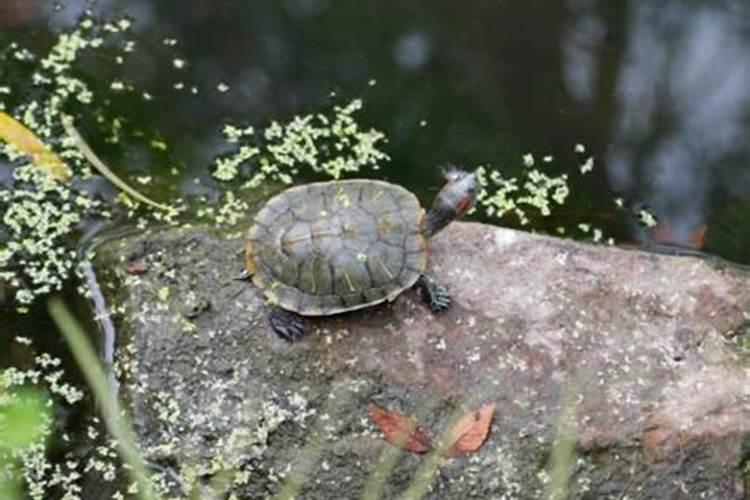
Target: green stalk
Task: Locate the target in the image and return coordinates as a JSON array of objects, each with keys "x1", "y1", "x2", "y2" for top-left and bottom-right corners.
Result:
[
  {"x1": 360, "y1": 398, "x2": 439, "y2": 500},
  {"x1": 47, "y1": 297, "x2": 157, "y2": 500},
  {"x1": 61, "y1": 115, "x2": 172, "y2": 211},
  {"x1": 545, "y1": 384, "x2": 579, "y2": 500}
]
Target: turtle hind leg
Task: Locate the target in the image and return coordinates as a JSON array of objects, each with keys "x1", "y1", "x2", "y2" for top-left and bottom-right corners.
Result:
[
  {"x1": 269, "y1": 307, "x2": 305, "y2": 341},
  {"x1": 417, "y1": 274, "x2": 451, "y2": 312}
]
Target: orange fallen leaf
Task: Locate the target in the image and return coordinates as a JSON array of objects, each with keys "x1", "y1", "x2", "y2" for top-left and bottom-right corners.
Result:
[
  {"x1": 650, "y1": 223, "x2": 672, "y2": 244},
  {"x1": 124, "y1": 259, "x2": 149, "y2": 275},
  {"x1": 0, "y1": 112, "x2": 71, "y2": 181},
  {"x1": 688, "y1": 224, "x2": 707, "y2": 249},
  {"x1": 368, "y1": 404, "x2": 432, "y2": 454},
  {"x1": 444, "y1": 403, "x2": 495, "y2": 457},
  {"x1": 651, "y1": 222, "x2": 707, "y2": 249}
]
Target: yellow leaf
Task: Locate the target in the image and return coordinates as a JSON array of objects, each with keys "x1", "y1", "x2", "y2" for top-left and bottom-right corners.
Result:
[{"x1": 0, "y1": 112, "x2": 72, "y2": 182}]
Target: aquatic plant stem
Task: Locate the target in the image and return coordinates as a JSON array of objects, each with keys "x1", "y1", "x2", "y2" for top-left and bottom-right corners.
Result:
[
  {"x1": 397, "y1": 406, "x2": 467, "y2": 500},
  {"x1": 47, "y1": 297, "x2": 157, "y2": 500},
  {"x1": 273, "y1": 383, "x2": 355, "y2": 500},
  {"x1": 61, "y1": 114, "x2": 172, "y2": 211},
  {"x1": 360, "y1": 397, "x2": 440, "y2": 500}
]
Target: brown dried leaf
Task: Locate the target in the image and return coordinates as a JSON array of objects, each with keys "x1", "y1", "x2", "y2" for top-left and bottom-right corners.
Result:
[
  {"x1": 124, "y1": 259, "x2": 149, "y2": 275},
  {"x1": 368, "y1": 404, "x2": 432, "y2": 454},
  {"x1": 445, "y1": 403, "x2": 495, "y2": 457},
  {"x1": 688, "y1": 224, "x2": 707, "y2": 249},
  {"x1": 651, "y1": 222, "x2": 707, "y2": 249},
  {"x1": 650, "y1": 223, "x2": 673, "y2": 244},
  {"x1": 0, "y1": 0, "x2": 40, "y2": 28}
]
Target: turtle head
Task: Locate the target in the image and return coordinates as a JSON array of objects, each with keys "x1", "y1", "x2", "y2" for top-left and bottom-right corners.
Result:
[{"x1": 424, "y1": 167, "x2": 478, "y2": 237}]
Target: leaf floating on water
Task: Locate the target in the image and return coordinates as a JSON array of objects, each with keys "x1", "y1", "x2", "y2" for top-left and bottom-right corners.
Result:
[
  {"x1": 0, "y1": 111, "x2": 72, "y2": 181},
  {"x1": 651, "y1": 222, "x2": 707, "y2": 249},
  {"x1": 444, "y1": 403, "x2": 495, "y2": 458},
  {"x1": 689, "y1": 224, "x2": 707, "y2": 249},
  {"x1": 368, "y1": 404, "x2": 432, "y2": 454},
  {"x1": 62, "y1": 115, "x2": 172, "y2": 211}
]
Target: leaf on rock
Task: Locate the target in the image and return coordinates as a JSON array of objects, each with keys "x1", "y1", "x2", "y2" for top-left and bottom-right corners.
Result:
[
  {"x1": 0, "y1": 111, "x2": 72, "y2": 181},
  {"x1": 368, "y1": 404, "x2": 432, "y2": 454},
  {"x1": 445, "y1": 403, "x2": 495, "y2": 457},
  {"x1": 124, "y1": 259, "x2": 149, "y2": 275}
]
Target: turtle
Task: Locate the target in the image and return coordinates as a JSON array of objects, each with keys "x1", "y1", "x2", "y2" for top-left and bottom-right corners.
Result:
[{"x1": 243, "y1": 168, "x2": 478, "y2": 341}]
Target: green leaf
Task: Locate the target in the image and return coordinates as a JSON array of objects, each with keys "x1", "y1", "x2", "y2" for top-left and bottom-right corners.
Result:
[{"x1": 0, "y1": 387, "x2": 49, "y2": 450}]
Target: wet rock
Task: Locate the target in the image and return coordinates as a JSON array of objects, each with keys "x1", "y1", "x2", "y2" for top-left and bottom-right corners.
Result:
[{"x1": 97, "y1": 222, "x2": 750, "y2": 499}]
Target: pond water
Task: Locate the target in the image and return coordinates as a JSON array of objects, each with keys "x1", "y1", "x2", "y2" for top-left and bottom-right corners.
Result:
[
  {"x1": 3, "y1": 1, "x2": 750, "y2": 253},
  {"x1": 1, "y1": 0, "x2": 749, "y2": 496}
]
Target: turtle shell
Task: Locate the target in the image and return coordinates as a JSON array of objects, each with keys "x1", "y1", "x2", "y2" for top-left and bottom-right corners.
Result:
[{"x1": 246, "y1": 179, "x2": 428, "y2": 316}]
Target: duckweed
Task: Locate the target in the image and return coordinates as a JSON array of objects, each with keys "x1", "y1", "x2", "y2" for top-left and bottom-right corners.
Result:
[{"x1": 213, "y1": 98, "x2": 390, "y2": 184}]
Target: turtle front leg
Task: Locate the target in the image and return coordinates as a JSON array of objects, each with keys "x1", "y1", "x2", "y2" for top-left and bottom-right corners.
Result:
[
  {"x1": 269, "y1": 306, "x2": 305, "y2": 341},
  {"x1": 416, "y1": 274, "x2": 451, "y2": 312}
]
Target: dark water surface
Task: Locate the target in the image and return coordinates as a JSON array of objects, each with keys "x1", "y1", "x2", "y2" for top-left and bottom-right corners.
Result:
[
  {"x1": 4, "y1": 0, "x2": 750, "y2": 252},
  {"x1": 1, "y1": 0, "x2": 750, "y2": 491}
]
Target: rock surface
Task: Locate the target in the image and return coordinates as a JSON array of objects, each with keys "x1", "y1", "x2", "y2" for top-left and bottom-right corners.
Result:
[{"x1": 97, "y1": 222, "x2": 750, "y2": 499}]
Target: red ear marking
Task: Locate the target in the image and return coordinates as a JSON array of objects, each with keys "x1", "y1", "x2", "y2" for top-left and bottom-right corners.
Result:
[{"x1": 456, "y1": 196, "x2": 473, "y2": 215}]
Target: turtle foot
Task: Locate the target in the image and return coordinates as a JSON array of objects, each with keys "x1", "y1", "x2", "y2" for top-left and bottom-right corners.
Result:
[
  {"x1": 418, "y1": 275, "x2": 451, "y2": 312},
  {"x1": 233, "y1": 269, "x2": 253, "y2": 281},
  {"x1": 269, "y1": 307, "x2": 305, "y2": 341}
]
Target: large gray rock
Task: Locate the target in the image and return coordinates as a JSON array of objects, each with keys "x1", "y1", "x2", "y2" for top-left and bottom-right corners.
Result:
[{"x1": 97, "y1": 222, "x2": 750, "y2": 499}]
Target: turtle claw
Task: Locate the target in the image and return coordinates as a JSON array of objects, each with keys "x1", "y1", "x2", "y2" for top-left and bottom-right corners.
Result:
[
  {"x1": 269, "y1": 307, "x2": 305, "y2": 341},
  {"x1": 429, "y1": 285, "x2": 451, "y2": 312},
  {"x1": 233, "y1": 269, "x2": 252, "y2": 281},
  {"x1": 418, "y1": 275, "x2": 452, "y2": 312}
]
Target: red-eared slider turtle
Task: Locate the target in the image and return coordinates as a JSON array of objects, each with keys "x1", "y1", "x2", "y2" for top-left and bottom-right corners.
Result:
[{"x1": 244, "y1": 169, "x2": 477, "y2": 340}]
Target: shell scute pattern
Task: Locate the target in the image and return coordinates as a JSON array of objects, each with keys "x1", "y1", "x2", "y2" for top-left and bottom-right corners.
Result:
[{"x1": 247, "y1": 179, "x2": 428, "y2": 315}]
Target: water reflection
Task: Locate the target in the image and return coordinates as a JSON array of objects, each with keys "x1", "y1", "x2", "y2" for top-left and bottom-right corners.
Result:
[
  {"x1": 3, "y1": 2, "x2": 750, "y2": 496},
  {"x1": 565, "y1": 1, "x2": 750, "y2": 249},
  {"x1": 393, "y1": 31, "x2": 432, "y2": 70},
  {"x1": 562, "y1": 0, "x2": 607, "y2": 104},
  {"x1": 0, "y1": 0, "x2": 39, "y2": 27},
  {"x1": 2, "y1": 0, "x2": 749, "y2": 256}
]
